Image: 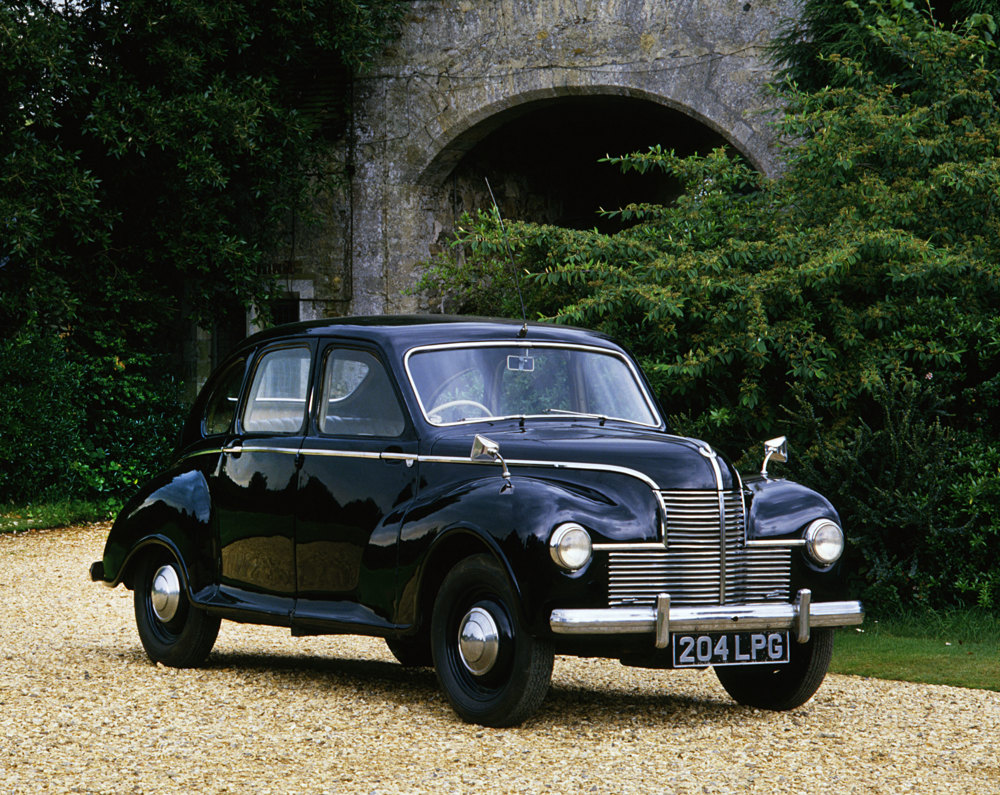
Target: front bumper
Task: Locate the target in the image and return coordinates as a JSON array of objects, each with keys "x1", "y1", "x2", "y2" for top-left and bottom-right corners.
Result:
[{"x1": 550, "y1": 589, "x2": 864, "y2": 647}]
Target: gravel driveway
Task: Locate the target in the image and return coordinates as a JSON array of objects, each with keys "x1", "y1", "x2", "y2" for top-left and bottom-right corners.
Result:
[{"x1": 2, "y1": 523, "x2": 998, "y2": 794}]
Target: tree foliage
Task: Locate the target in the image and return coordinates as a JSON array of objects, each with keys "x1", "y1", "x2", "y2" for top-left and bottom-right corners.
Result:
[
  {"x1": 0, "y1": 0, "x2": 402, "y2": 505},
  {"x1": 2, "y1": 0, "x2": 402, "y2": 336},
  {"x1": 771, "y1": 0, "x2": 1000, "y2": 89},
  {"x1": 417, "y1": 3, "x2": 1000, "y2": 608}
]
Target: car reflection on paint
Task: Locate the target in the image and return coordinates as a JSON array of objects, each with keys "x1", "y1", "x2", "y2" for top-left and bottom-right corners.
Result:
[{"x1": 91, "y1": 316, "x2": 863, "y2": 726}]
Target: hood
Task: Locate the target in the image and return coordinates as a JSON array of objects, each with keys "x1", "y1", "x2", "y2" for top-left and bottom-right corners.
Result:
[{"x1": 428, "y1": 421, "x2": 739, "y2": 491}]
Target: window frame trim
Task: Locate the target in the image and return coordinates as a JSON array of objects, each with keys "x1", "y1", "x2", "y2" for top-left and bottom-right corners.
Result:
[
  {"x1": 403, "y1": 340, "x2": 664, "y2": 429},
  {"x1": 200, "y1": 356, "x2": 250, "y2": 438}
]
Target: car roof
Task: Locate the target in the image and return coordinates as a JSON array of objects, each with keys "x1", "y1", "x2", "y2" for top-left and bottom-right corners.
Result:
[{"x1": 237, "y1": 315, "x2": 622, "y2": 357}]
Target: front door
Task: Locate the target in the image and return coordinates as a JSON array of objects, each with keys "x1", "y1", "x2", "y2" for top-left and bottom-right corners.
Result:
[{"x1": 293, "y1": 343, "x2": 417, "y2": 630}]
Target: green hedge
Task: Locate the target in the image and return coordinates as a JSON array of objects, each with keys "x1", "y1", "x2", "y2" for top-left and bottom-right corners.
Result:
[{"x1": 0, "y1": 326, "x2": 184, "y2": 506}]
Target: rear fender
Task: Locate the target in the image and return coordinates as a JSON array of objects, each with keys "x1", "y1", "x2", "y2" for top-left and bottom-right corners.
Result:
[{"x1": 100, "y1": 469, "x2": 215, "y2": 595}]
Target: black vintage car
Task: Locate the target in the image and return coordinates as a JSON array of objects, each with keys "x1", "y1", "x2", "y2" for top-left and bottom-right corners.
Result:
[{"x1": 91, "y1": 316, "x2": 863, "y2": 726}]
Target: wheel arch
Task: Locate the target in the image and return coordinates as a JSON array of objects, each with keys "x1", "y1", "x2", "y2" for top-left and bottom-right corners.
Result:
[
  {"x1": 116, "y1": 535, "x2": 195, "y2": 593},
  {"x1": 101, "y1": 469, "x2": 216, "y2": 596},
  {"x1": 407, "y1": 526, "x2": 522, "y2": 637}
]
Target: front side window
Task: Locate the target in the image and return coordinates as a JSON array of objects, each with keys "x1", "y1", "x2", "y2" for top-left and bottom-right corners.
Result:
[
  {"x1": 406, "y1": 343, "x2": 661, "y2": 427},
  {"x1": 242, "y1": 346, "x2": 311, "y2": 434},
  {"x1": 202, "y1": 358, "x2": 246, "y2": 436},
  {"x1": 319, "y1": 348, "x2": 405, "y2": 437}
]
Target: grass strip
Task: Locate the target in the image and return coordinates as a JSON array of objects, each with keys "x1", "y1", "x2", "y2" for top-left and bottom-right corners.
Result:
[
  {"x1": 0, "y1": 500, "x2": 116, "y2": 534},
  {"x1": 832, "y1": 610, "x2": 1000, "y2": 692}
]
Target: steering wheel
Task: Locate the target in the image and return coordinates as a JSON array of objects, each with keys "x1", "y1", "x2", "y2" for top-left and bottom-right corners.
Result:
[{"x1": 428, "y1": 399, "x2": 493, "y2": 423}]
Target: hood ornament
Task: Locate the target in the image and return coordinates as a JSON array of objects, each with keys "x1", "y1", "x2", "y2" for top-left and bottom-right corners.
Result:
[{"x1": 761, "y1": 436, "x2": 788, "y2": 477}]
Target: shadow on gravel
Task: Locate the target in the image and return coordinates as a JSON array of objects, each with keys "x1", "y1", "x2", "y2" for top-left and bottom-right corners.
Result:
[
  {"x1": 207, "y1": 649, "x2": 440, "y2": 692},
  {"x1": 105, "y1": 645, "x2": 744, "y2": 729},
  {"x1": 540, "y1": 684, "x2": 738, "y2": 730}
]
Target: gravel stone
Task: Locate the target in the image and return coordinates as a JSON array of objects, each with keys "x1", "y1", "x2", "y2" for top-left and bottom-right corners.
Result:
[{"x1": 2, "y1": 523, "x2": 998, "y2": 794}]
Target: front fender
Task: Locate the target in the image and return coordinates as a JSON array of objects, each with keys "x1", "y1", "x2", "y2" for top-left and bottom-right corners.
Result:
[
  {"x1": 397, "y1": 471, "x2": 657, "y2": 634},
  {"x1": 395, "y1": 476, "x2": 515, "y2": 626},
  {"x1": 745, "y1": 476, "x2": 849, "y2": 601},
  {"x1": 99, "y1": 468, "x2": 216, "y2": 594}
]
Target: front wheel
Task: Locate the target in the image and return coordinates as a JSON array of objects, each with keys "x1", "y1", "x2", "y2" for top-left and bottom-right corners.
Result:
[
  {"x1": 431, "y1": 554, "x2": 553, "y2": 727},
  {"x1": 133, "y1": 549, "x2": 220, "y2": 668},
  {"x1": 714, "y1": 628, "x2": 834, "y2": 710}
]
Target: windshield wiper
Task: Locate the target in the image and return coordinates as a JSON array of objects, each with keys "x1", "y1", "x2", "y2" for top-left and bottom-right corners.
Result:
[{"x1": 543, "y1": 408, "x2": 607, "y2": 426}]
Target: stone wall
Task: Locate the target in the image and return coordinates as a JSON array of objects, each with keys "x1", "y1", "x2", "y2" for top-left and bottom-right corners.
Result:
[{"x1": 281, "y1": 0, "x2": 796, "y2": 320}]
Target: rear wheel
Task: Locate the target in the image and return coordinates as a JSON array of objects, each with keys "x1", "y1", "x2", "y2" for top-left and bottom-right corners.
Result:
[
  {"x1": 133, "y1": 549, "x2": 220, "y2": 668},
  {"x1": 714, "y1": 628, "x2": 834, "y2": 710},
  {"x1": 431, "y1": 554, "x2": 553, "y2": 727}
]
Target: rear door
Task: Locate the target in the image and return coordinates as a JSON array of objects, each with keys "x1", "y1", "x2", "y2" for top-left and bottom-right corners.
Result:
[{"x1": 213, "y1": 342, "x2": 315, "y2": 615}]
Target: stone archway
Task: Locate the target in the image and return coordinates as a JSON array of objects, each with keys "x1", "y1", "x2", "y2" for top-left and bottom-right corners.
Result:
[
  {"x1": 298, "y1": 0, "x2": 796, "y2": 316},
  {"x1": 420, "y1": 89, "x2": 740, "y2": 247}
]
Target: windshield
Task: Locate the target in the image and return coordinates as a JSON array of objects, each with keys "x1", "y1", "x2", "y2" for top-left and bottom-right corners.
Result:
[{"x1": 406, "y1": 343, "x2": 661, "y2": 427}]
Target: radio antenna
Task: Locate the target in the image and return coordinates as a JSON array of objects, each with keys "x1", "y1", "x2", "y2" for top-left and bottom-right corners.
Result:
[{"x1": 484, "y1": 177, "x2": 529, "y2": 338}]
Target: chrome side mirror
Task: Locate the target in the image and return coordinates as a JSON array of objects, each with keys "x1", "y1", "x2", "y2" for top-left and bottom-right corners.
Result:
[
  {"x1": 761, "y1": 436, "x2": 788, "y2": 477},
  {"x1": 471, "y1": 434, "x2": 512, "y2": 488}
]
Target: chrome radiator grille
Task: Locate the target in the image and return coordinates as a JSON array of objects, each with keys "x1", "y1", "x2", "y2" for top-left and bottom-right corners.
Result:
[{"x1": 607, "y1": 490, "x2": 791, "y2": 607}]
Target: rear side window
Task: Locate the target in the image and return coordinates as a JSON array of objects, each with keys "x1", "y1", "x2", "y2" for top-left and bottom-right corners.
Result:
[
  {"x1": 202, "y1": 358, "x2": 246, "y2": 436},
  {"x1": 242, "y1": 347, "x2": 312, "y2": 434}
]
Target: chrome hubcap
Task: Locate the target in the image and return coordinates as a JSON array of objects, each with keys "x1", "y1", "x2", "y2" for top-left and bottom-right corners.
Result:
[
  {"x1": 457, "y1": 607, "x2": 500, "y2": 675},
  {"x1": 150, "y1": 564, "x2": 181, "y2": 623}
]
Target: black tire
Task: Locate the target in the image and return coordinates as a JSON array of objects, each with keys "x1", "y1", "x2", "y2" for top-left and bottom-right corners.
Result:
[
  {"x1": 714, "y1": 628, "x2": 834, "y2": 710},
  {"x1": 431, "y1": 554, "x2": 553, "y2": 727},
  {"x1": 386, "y1": 634, "x2": 433, "y2": 667},
  {"x1": 133, "y1": 548, "x2": 220, "y2": 668}
]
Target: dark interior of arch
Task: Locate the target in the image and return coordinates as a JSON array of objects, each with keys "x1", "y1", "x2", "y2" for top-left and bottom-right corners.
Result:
[{"x1": 444, "y1": 96, "x2": 732, "y2": 235}]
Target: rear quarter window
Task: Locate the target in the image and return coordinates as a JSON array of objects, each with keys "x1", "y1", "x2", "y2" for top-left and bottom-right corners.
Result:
[{"x1": 202, "y1": 358, "x2": 247, "y2": 436}]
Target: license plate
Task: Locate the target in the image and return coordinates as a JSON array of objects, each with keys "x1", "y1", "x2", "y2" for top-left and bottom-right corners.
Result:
[{"x1": 671, "y1": 631, "x2": 790, "y2": 668}]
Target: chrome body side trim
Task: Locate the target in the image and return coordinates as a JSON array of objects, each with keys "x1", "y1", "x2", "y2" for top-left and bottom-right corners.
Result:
[
  {"x1": 176, "y1": 448, "x2": 226, "y2": 464},
  {"x1": 300, "y1": 448, "x2": 383, "y2": 460},
  {"x1": 230, "y1": 445, "x2": 301, "y2": 456},
  {"x1": 550, "y1": 592, "x2": 864, "y2": 647},
  {"x1": 179, "y1": 445, "x2": 662, "y2": 490},
  {"x1": 401, "y1": 453, "x2": 662, "y2": 491}
]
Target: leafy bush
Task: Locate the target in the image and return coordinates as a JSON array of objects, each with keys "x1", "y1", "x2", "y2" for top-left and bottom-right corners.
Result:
[
  {"x1": 0, "y1": 326, "x2": 185, "y2": 506},
  {"x1": 0, "y1": 329, "x2": 87, "y2": 502},
  {"x1": 416, "y1": 4, "x2": 1000, "y2": 607},
  {"x1": 791, "y1": 378, "x2": 1000, "y2": 609}
]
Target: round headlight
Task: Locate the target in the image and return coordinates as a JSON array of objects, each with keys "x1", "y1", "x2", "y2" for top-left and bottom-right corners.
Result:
[
  {"x1": 804, "y1": 519, "x2": 845, "y2": 566},
  {"x1": 549, "y1": 523, "x2": 592, "y2": 571}
]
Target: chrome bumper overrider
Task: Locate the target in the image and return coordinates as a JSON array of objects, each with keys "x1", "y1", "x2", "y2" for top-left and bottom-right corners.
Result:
[{"x1": 549, "y1": 589, "x2": 864, "y2": 647}]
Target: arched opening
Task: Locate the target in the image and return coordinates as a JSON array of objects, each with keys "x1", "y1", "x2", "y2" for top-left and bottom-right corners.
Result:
[{"x1": 439, "y1": 95, "x2": 731, "y2": 236}]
